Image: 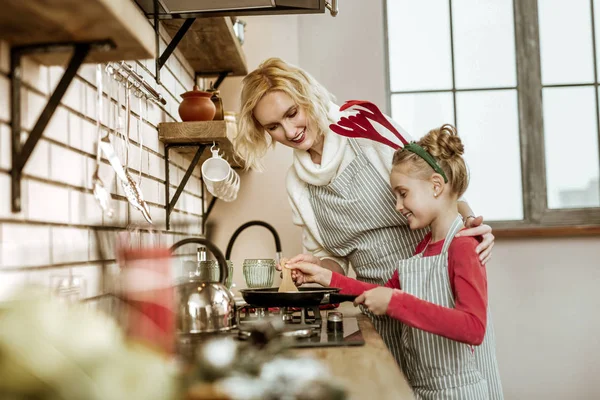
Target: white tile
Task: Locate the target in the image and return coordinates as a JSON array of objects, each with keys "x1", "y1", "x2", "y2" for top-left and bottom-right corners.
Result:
[
  {"x1": 48, "y1": 66, "x2": 65, "y2": 91},
  {"x1": 104, "y1": 198, "x2": 128, "y2": 228},
  {"x1": 45, "y1": 106, "x2": 69, "y2": 143},
  {"x1": 171, "y1": 152, "x2": 184, "y2": 170},
  {"x1": 140, "y1": 176, "x2": 159, "y2": 204},
  {"x1": 91, "y1": 230, "x2": 118, "y2": 261},
  {"x1": 157, "y1": 182, "x2": 165, "y2": 208},
  {"x1": 0, "y1": 74, "x2": 9, "y2": 122},
  {"x1": 24, "y1": 268, "x2": 52, "y2": 289},
  {"x1": 49, "y1": 145, "x2": 87, "y2": 188},
  {"x1": 146, "y1": 99, "x2": 164, "y2": 128},
  {"x1": 71, "y1": 265, "x2": 102, "y2": 298},
  {"x1": 0, "y1": 123, "x2": 10, "y2": 170},
  {"x1": 168, "y1": 164, "x2": 178, "y2": 188},
  {"x1": 24, "y1": 90, "x2": 47, "y2": 132},
  {"x1": 22, "y1": 56, "x2": 49, "y2": 95},
  {"x1": 62, "y1": 77, "x2": 85, "y2": 115},
  {"x1": 141, "y1": 120, "x2": 160, "y2": 153},
  {"x1": 148, "y1": 153, "x2": 165, "y2": 181},
  {"x1": 26, "y1": 180, "x2": 70, "y2": 224},
  {"x1": 22, "y1": 139, "x2": 50, "y2": 179},
  {"x1": 180, "y1": 74, "x2": 194, "y2": 96},
  {"x1": 51, "y1": 226, "x2": 89, "y2": 264},
  {"x1": 161, "y1": 67, "x2": 177, "y2": 99},
  {"x1": 0, "y1": 223, "x2": 51, "y2": 268},
  {"x1": 78, "y1": 64, "x2": 96, "y2": 86},
  {"x1": 85, "y1": 83, "x2": 97, "y2": 120},
  {"x1": 129, "y1": 202, "x2": 163, "y2": 226},
  {"x1": 69, "y1": 113, "x2": 96, "y2": 156},
  {"x1": 187, "y1": 176, "x2": 200, "y2": 197},
  {"x1": 69, "y1": 190, "x2": 103, "y2": 226},
  {"x1": 0, "y1": 40, "x2": 9, "y2": 74}
]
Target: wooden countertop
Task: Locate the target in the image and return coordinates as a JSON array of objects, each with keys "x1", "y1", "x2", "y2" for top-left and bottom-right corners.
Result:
[{"x1": 291, "y1": 304, "x2": 414, "y2": 400}]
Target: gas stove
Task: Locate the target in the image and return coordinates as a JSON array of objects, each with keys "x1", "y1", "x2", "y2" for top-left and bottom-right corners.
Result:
[
  {"x1": 234, "y1": 302, "x2": 365, "y2": 348},
  {"x1": 177, "y1": 302, "x2": 364, "y2": 358}
]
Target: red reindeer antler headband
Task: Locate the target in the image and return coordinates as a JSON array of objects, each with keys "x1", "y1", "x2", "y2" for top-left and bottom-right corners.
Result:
[{"x1": 329, "y1": 100, "x2": 448, "y2": 183}]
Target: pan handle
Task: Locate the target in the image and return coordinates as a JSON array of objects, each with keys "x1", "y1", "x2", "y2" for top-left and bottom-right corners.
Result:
[{"x1": 322, "y1": 293, "x2": 357, "y2": 304}]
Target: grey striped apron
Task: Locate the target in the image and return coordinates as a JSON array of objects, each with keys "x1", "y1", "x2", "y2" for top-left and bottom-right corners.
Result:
[
  {"x1": 308, "y1": 139, "x2": 428, "y2": 366},
  {"x1": 398, "y1": 215, "x2": 503, "y2": 399}
]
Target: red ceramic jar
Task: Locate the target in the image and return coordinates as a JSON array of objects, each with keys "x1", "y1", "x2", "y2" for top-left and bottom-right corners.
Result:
[{"x1": 178, "y1": 85, "x2": 216, "y2": 122}]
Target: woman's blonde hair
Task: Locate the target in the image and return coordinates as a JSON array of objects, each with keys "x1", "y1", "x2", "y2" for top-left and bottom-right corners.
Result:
[
  {"x1": 234, "y1": 58, "x2": 336, "y2": 171},
  {"x1": 392, "y1": 124, "x2": 469, "y2": 197}
]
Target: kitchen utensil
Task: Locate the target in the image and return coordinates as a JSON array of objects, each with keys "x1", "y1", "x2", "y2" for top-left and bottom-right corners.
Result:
[
  {"x1": 122, "y1": 83, "x2": 152, "y2": 223},
  {"x1": 178, "y1": 85, "x2": 216, "y2": 121},
  {"x1": 99, "y1": 76, "x2": 150, "y2": 223},
  {"x1": 242, "y1": 259, "x2": 275, "y2": 288},
  {"x1": 278, "y1": 257, "x2": 298, "y2": 292},
  {"x1": 172, "y1": 238, "x2": 236, "y2": 334},
  {"x1": 92, "y1": 64, "x2": 114, "y2": 217},
  {"x1": 239, "y1": 287, "x2": 357, "y2": 308},
  {"x1": 327, "y1": 311, "x2": 343, "y2": 332}
]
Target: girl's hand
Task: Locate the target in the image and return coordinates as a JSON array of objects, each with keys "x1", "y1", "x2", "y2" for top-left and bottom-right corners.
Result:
[
  {"x1": 287, "y1": 253, "x2": 322, "y2": 267},
  {"x1": 455, "y1": 215, "x2": 495, "y2": 265},
  {"x1": 285, "y1": 262, "x2": 332, "y2": 287},
  {"x1": 277, "y1": 254, "x2": 321, "y2": 272},
  {"x1": 354, "y1": 287, "x2": 394, "y2": 316}
]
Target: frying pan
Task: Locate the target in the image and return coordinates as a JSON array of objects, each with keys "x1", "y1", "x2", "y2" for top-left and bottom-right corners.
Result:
[{"x1": 239, "y1": 287, "x2": 357, "y2": 307}]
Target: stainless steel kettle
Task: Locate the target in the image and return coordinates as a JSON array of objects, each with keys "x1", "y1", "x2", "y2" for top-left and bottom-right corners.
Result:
[{"x1": 171, "y1": 238, "x2": 236, "y2": 334}]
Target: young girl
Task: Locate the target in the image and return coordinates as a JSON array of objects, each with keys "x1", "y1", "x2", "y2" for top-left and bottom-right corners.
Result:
[{"x1": 288, "y1": 124, "x2": 503, "y2": 399}]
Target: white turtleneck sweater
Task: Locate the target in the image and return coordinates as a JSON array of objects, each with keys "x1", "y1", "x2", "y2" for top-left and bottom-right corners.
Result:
[{"x1": 285, "y1": 104, "x2": 414, "y2": 274}]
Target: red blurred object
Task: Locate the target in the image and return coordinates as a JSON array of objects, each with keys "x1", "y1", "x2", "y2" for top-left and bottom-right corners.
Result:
[{"x1": 119, "y1": 246, "x2": 175, "y2": 354}]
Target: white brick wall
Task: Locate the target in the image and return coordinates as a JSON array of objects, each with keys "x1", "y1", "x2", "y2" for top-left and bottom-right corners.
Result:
[{"x1": 0, "y1": 36, "x2": 205, "y2": 300}]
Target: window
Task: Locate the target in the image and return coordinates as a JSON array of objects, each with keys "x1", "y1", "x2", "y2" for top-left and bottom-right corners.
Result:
[{"x1": 385, "y1": 0, "x2": 600, "y2": 230}]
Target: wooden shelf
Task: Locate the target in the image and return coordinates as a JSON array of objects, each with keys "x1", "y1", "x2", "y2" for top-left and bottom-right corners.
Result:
[
  {"x1": 159, "y1": 120, "x2": 245, "y2": 169},
  {"x1": 0, "y1": 0, "x2": 155, "y2": 64},
  {"x1": 162, "y1": 17, "x2": 247, "y2": 76}
]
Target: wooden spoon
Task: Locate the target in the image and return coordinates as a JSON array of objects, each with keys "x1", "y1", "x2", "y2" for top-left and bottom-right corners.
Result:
[{"x1": 278, "y1": 257, "x2": 298, "y2": 292}]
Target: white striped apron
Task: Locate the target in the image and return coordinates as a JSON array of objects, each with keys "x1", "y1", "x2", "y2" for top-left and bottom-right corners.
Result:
[
  {"x1": 398, "y1": 215, "x2": 503, "y2": 399},
  {"x1": 308, "y1": 139, "x2": 428, "y2": 366}
]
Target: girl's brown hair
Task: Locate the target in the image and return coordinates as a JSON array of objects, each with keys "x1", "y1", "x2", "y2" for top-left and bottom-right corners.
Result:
[
  {"x1": 234, "y1": 58, "x2": 336, "y2": 171},
  {"x1": 392, "y1": 124, "x2": 469, "y2": 197}
]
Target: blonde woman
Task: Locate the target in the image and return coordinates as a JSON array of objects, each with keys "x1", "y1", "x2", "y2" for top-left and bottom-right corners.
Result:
[{"x1": 234, "y1": 58, "x2": 495, "y2": 367}]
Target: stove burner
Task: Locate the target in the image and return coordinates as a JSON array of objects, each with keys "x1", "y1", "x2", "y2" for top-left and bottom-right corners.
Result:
[{"x1": 237, "y1": 305, "x2": 322, "y2": 327}]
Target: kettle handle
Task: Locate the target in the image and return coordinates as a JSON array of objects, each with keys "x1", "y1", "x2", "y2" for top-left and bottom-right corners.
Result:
[{"x1": 171, "y1": 238, "x2": 228, "y2": 285}]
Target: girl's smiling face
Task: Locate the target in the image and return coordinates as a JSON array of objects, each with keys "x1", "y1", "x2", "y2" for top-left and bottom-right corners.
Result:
[
  {"x1": 253, "y1": 90, "x2": 318, "y2": 151},
  {"x1": 390, "y1": 165, "x2": 438, "y2": 230}
]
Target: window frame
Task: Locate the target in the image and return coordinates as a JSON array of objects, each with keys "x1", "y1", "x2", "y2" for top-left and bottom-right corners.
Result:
[{"x1": 383, "y1": 0, "x2": 600, "y2": 235}]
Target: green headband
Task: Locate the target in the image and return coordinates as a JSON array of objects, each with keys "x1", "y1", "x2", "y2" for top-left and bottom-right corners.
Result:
[{"x1": 403, "y1": 142, "x2": 448, "y2": 183}]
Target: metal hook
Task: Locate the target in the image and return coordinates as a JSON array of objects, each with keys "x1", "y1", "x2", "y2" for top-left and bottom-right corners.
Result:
[{"x1": 211, "y1": 141, "x2": 217, "y2": 152}]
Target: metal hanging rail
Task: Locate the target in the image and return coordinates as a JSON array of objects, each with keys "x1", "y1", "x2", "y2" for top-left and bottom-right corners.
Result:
[{"x1": 106, "y1": 61, "x2": 167, "y2": 105}]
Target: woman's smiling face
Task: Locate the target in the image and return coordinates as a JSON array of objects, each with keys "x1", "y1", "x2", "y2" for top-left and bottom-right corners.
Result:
[{"x1": 253, "y1": 91, "x2": 318, "y2": 151}]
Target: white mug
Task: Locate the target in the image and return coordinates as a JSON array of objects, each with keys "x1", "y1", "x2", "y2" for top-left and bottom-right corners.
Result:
[{"x1": 201, "y1": 149, "x2": 240, "y2": 202}]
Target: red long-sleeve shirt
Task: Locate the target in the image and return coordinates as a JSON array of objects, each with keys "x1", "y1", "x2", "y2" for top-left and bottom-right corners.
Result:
[{"x1": 330, "y1": 232, "x2": 487, "y2": 345}]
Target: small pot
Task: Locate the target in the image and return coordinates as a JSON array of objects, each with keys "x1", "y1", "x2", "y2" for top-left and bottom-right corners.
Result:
[{"x1": 178, "y1": 85, "x2": 216, "y2": 122}]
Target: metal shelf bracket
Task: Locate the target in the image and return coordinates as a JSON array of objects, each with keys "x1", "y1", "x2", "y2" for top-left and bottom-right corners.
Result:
[
  {"x1": 153, "y1": 0, "x2": 195, "y2": 84},
  {"x1": 10, "y1": 40, "x2": 113, "y2": 212},
  {"x1": 164, "y1": 143, "x2": 217, "y2": 230}
]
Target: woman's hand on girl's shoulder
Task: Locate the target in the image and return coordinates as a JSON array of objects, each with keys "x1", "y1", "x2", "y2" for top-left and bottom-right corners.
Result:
[{"x1": 455, "y1": 215, "x2": 494, "y2": 265}]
